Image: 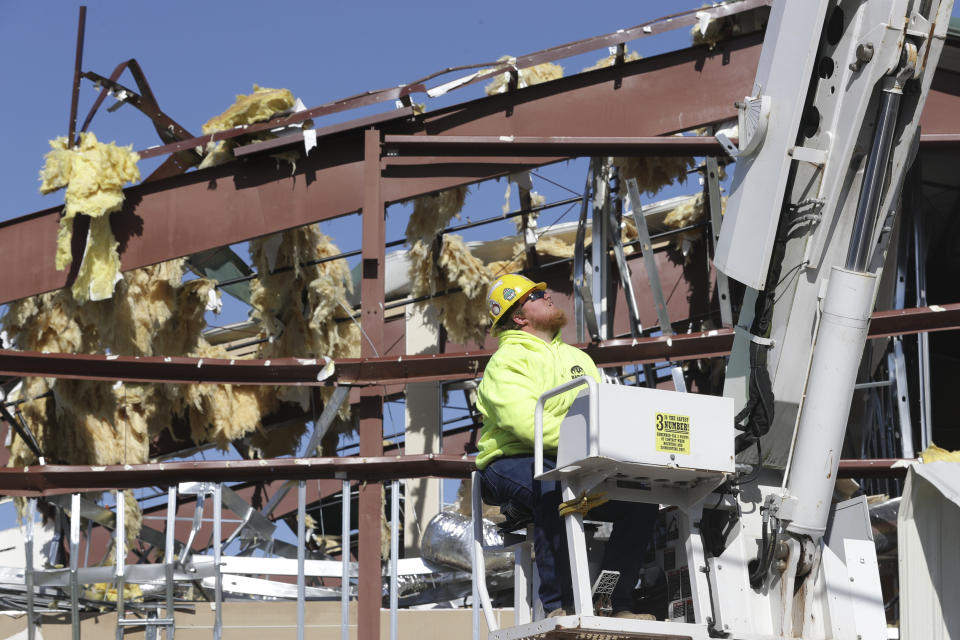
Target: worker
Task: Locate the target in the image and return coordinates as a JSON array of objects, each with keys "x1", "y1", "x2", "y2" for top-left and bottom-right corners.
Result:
[{"x1": 475, "y1": 273, "x2": 657, "y2": 619}]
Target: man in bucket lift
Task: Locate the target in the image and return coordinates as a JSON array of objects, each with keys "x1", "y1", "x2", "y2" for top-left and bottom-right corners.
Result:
[{"x1": 475, "y1": 273, "x2": 657, "y2": 619}]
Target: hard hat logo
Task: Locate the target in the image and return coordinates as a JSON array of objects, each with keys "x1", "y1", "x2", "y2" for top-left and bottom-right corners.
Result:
[
  {"x1": 502, "y1": 288, "x2": 516, "y2": 301},
  {"x1": 489, "y1": 301, "x2": 501, "y2": 317}
]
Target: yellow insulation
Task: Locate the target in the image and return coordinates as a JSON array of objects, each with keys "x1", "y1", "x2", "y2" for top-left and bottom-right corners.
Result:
[
  {"x1": 250, "y1": 224, "x2": 359, "y2": 422},
  {"x1": 614, "y1": 152, "x2": 695, "y2": 198},
  {"x1": 920, "y1": 443, "x2": 960, "y2": 463},
  {"x1": 582, "y1": 49, "x2": 641, "y2": 72},
  {"x1": 39, "y1": 132, "x2": 140, "y2": 302},
  {"x1": 199, "y1": 85, "x2": 296, "y2": 170},
  {"x1": 405, "y1": 187, "x2": 468, "y2": 243},
  {"x1": 485, "y1": 57, "x2": 564, "y2": 95},
  {"x1": 202, "y1": 85, "x2": 295, "y2": 135},
  {"x1": 406, "y1": 186, "x2": 492, "y2": 344},
  {"x1": 409, "y1": 236, "x2": 491, "y2": 346}
]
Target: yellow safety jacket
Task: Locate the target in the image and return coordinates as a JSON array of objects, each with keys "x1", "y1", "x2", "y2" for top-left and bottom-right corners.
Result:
[{"x1": 475, "y1": 330, "x2": 600, "y2": 470}]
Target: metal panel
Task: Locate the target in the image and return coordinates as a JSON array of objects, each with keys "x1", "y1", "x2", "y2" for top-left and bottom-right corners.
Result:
[{"x1": 713, "y1": 0, "x2": 831, "y2": 288}]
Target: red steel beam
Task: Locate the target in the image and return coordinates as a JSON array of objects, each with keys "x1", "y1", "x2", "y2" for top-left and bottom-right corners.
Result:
[
  {"x1": 0, "y1": 454, "x2": 912, "y2": 497},
  {"x1": 0, "y1": 454, "x2": 474, "y2": 497},
  {"x1": 381, "y1": 135, "x2": 735, "y2": 158},
  {"x1": 0, "y1": 35, "x2": 764, "y2": 306},
  {"x1": 1, "y1": 301, "x2": 958, "y2": 385}
]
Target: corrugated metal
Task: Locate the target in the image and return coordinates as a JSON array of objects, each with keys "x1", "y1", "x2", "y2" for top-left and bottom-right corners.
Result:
[{"x1": 897, "y1": 463, "x2": 960, "y2": 639}]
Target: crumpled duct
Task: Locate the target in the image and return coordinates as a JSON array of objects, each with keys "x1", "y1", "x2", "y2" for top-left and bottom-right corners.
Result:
[{"x1": 39, "y1": 132, "x2": 140, "y2": 302}]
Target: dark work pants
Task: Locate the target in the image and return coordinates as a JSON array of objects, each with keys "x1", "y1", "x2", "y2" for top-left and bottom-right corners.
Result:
[{"x1": 478, "y1": 455, "x2": 657, "y2": 613}]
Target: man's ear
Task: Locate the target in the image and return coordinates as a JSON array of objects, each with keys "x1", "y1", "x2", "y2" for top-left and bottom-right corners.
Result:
[{"x1": 512, "y1": 311, "x2": 529, "y2": 328}]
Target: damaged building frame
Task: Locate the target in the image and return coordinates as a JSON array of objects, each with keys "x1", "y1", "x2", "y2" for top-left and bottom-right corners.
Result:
[{"x1": 1, "y1": 1, "x2": 960, "y2": 639}]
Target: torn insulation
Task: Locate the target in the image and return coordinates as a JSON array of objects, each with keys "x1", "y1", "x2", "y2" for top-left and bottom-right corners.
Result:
[
  {"x1": 406, "y1": 186, "x2": 492, "y2": 344},
  {"x1": 202, "y1": 85, "x2": 295, "y2": 135},
  {"x1": 614, "y1": 151, "x2": 696, "y2": 198},
  {"x1": 248, "y1": 224, "x2": 359, "y2": 448},
  {"x1": 198, "y1": 85, "x2": 297, "y2": 170},
  {"x1": 485, "y1": 57, "x2": 564, "y2": 95},
  {"x1": 582, "y1": 49, "x2": 641, "y2": 72},
  {"x1": 39, "y1": 132, "x2": 140, "y2": 302}
]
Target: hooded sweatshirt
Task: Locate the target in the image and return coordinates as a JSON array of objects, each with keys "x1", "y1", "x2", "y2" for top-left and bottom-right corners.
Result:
[{"x1": 475, "y1": 329, "x2": 600, "y2": 470}]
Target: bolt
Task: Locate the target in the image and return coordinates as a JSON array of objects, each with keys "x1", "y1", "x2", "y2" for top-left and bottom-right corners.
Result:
[{"x1": 849, "y1": 43, "x2": 875, "y2": 72}]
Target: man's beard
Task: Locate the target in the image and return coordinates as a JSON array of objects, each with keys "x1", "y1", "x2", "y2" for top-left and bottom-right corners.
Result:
[{"x1": 530, "y1": 308, "x2": 567, "y2": 336}]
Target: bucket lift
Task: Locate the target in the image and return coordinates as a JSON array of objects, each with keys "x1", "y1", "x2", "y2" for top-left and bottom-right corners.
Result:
[{"x1": 477, "y1": 0, "x2": 953, "y2": 638}]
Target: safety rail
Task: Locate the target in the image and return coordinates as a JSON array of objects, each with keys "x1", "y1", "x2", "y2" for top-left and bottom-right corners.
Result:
[
  {"x1": 0, "y1": 454, "x2": 474, "y2": 640},
  {"x1": 533, "y1": 377, "x2": 596, "y2": 479}
]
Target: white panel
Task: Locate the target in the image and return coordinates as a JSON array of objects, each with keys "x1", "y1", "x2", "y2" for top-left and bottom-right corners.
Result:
[
  {"x1": 713, "y1": 0, "x2": 831, "y2": 288},
  {"x1": 843, "y1": 538, "x2": 886, "y2": 640},
  {"x1": 899, "y1": 464, "x2": 960, "y2": 640},
  {"x1": 556, "y1": 383, "x2": 734, "y2": 475}
]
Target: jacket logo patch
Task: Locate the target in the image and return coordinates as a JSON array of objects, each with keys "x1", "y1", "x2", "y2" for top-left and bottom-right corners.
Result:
[
  {"x1": 502, "y1": 288, "x2": 516, "y2": 301},
  {"x1": 570, "y1": 365, "x2": 584, "y2": 377}
]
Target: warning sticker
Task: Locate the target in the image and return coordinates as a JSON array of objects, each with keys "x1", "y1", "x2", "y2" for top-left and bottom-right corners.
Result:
[{"x1": 655, "y1": 412, "x2": 691, "y2": 454}]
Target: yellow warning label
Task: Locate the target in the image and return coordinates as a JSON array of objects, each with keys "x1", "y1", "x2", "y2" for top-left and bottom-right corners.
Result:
[{"x1": 655, "y1": 412, "x2": 690, "y2": 454}]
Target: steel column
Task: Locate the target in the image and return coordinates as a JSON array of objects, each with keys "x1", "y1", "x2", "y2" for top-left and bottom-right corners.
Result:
[{"x1": 358, "y1": 128, "x2": 386, "y2": 640}]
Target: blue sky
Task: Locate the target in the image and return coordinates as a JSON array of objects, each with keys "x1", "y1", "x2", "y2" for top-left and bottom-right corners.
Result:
[{"x1": 1, "y1": 0, "x2": 713, "y2": 224}]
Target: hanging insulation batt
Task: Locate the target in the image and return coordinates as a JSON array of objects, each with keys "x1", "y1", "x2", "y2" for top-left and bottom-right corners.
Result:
[
  {"x1": 248, "y1": 224, "x2": 359, "y2": 451},
  {"x1": 406, "y1": 186, "x2": 492, "y2": 344},
  {"x1": 39, "y1": 132, "x2": 140, "y2": 302},
  {"x1": 409, "y1": 235, "x2": 492, "y2": 345},
  {"x1": 614, "y1": 151, "x2": 695, "y2": 198}
]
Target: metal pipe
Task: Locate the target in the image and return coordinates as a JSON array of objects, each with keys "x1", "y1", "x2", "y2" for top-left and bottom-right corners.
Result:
[
  {"x1": 846, "y1": 89, "x2": 902, "y2": 271},
  {"x1": 70, "y1": 493, "x2": 80, "y2": 640},
  {"x1": 471, "y1": 471, "x2": 497, "y2": 633},
  {"x1": 913, "y1": 210, "x2": 932, "y2": 450},
  {"x1": 115, "y1": 490, "x2": 126, "y2": 640},
  {"x1": 25, "y1": 498, "x2": 36, "y2": 640},
  {"x1": 341, "y1": 479, "x2": 351, "y2": 640},
  {"x1": 213, "y1": 484, "x2": 222, "y2": 640},
  {"x1": 786, "y1": 268, "x2": 877, "y2": 538},
  {"x1": 297, "y1": 480, "x2": 306, "y2": 640},
  {"x1": 389, "y1": 479, "x2": 399, "y2": 640},
  {"x1": 165, "y1": 486, "x2": 176, "y2": 640}
]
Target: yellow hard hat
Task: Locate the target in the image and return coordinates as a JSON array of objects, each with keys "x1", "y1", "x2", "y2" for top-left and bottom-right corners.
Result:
[{"x1": 487, "y1": 274, "x2": 546, "y2": 326}]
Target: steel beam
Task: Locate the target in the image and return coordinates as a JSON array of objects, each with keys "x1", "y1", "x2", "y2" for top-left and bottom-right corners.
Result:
[
  {"x1": 0, "y1": 454, "x2": 473, "y2": 496},
  {"x1": 382, "y1": 135, "x2": 735, "y2": 157},
  {"x1": 0, "y1": 35, "x2": 763, "y2": 305},
  {"x1": 1, "y1": 302, "x2": 958, "y2": 386}
]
